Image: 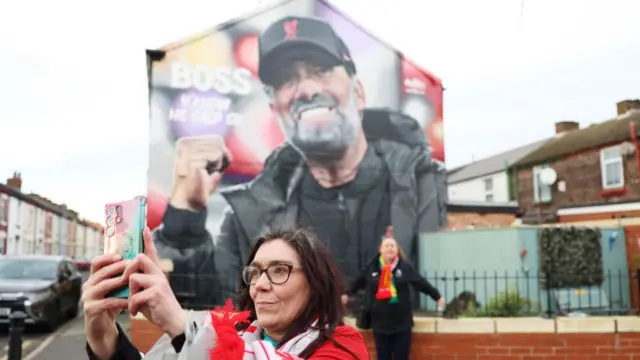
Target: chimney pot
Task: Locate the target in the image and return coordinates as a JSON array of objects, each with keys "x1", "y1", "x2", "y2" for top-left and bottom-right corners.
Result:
[
  {"x1": 555, "y1": 121, "x2": 580, "y2": 134},
  {"x1": 6, "y1": 172, "x2": 23, "y2": 190},
  {"x1": 617, "y1": 99, "x2": 640, "y2": 116}
]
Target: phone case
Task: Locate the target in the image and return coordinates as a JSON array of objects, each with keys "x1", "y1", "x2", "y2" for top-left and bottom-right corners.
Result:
[{"x1": 103, "y1": 196, "x2": 147, "y2": 298}]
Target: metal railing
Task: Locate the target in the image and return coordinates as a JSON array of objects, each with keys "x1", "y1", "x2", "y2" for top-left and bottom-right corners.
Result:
[{"x1": 418, "y1": 269, "x2": 637, "y2": 318}]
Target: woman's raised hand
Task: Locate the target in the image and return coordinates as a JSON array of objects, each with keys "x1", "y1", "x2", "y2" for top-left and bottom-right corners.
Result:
[
  {"x1": 82, "y1": 254, "x2": 129, "y2": 359},
  {"x1": 122, "y1": 227, "x2": 185, "y2": 338}
]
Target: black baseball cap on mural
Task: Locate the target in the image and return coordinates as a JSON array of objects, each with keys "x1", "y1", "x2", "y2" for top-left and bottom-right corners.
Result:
[{"x1": 258, "y1": 16, "x2": 357, "y2": 86}]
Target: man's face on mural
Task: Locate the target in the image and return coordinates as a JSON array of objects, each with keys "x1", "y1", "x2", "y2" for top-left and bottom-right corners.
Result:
[{"x1": 267, "y1": 52, "x2": 365, "y2": 163}]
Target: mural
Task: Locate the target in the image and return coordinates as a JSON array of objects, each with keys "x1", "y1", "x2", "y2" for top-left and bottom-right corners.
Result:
[{"x1": 146, "y1": 0, "x2": 447, "y2": 307}]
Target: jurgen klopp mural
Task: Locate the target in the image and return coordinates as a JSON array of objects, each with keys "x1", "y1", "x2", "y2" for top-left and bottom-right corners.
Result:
[{"x1": 146, "y1": 0, "x2": 447, "y2": 308}]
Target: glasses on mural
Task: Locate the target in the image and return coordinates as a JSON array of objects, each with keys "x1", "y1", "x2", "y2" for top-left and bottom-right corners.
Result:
[{"x1": 241, "y1": 264, "x2": 301, "y2": 285}]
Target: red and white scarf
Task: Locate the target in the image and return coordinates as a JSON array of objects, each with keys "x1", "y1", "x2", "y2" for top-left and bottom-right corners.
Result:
[{"x1": 142, "y1": 300, "x2": 321, "y2": 360}]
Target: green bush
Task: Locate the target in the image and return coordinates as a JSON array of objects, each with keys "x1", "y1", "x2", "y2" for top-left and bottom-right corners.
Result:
[{"x1": 461, "y1": 287, "x2": 540, "y2": 318}]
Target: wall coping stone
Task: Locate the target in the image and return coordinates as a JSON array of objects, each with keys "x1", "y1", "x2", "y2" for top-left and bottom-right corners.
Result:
[{"x1": 131, "y1": 313, "x2": 640, "y2": 334}]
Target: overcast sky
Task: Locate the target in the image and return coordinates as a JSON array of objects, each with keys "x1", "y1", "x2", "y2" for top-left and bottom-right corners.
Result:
[{"x1": 0, "y1": 0, "x2": 638, "y2": 222}]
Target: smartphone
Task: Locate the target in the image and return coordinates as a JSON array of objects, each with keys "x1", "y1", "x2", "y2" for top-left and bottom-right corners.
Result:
[{"x1": 103, "y1": 196, "x2": 147, "y2": 298}]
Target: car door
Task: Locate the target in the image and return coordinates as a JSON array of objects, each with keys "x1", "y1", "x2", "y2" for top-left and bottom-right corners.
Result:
[
  {"x1": 57, "y1": 262, "x2": 73, "y2": 311},
  {"x1": 66, "y1": 261, "x2": 82, "y2": 303},
  {"x1": 64, "y1": 261, "x2": 79, "y2": 310},
  {"x1": 52, "y1": 262, "x2": 65, "y2": 310}
]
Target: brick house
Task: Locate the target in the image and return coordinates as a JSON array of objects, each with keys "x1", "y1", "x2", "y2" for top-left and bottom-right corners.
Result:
[
  {"x1": 446, "y1": 200, "x2": 519, "y2": 229},
  {"x1": 511, "y1": 99, "x2": 640, "y2": 224}
]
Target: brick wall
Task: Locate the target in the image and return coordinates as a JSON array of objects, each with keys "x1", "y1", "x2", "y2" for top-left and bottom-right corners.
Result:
[
  {"x1": 129, "y1": 315, "x2": 640, "y2": 359},
  {"x1": 447, "y1": 211, "x2": 515, "y2": 228},
  {"x1": 517, "y1": 143, "x2": 640, "y2": 218},
  {"x1": 362, "y1": 332, "x2": 640, "y2": 359}
]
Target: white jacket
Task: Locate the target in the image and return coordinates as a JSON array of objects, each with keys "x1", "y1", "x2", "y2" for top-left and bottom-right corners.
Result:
[{"x1": 142, "y1": 309, "x2": 320, "y2": 360}]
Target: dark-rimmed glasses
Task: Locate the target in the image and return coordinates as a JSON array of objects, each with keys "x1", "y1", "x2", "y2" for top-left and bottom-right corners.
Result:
[{"x1": 241, "y1": 264, "x2": 301, "y2": 285}]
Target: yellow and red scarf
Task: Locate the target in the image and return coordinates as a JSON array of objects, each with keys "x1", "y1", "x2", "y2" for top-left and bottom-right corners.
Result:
[{"x1": 375, "y1": 255, "x2": 399, "y2": 303}]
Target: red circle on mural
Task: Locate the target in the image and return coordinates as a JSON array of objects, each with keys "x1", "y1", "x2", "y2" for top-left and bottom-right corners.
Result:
[
  {"x1": 146, "y1": 190, "x2": 168, "y2": 230},
  {"x1": 233, "y1": 34, "x2": 259, "y2": 76},
  {"x1": 427, "y1": 117, "x2": 444, "y2": 162}
]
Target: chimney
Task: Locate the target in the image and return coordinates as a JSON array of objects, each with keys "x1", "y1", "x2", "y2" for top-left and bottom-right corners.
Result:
[
  {"x1": 6, "y1": 172, "x2": 22, "y2": 190},
  {"x1": 617, "y1": 99, "x2": 640, "y2": 116},
  {"x1": 555, "y1": 121, "x2": 580, "y2": 134}
]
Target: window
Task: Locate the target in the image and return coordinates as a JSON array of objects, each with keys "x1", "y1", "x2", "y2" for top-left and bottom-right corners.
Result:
[
  {"x1": 0, "y1": 258, "x2": 58, "y2": 280},
  {"x1": 65, "y1": 261, "x2": 77, "y2": 275},
  {"x1": 482, "y1": 177, "x2": 494, "y2": 202},
  {"x1": 483, "y1": 178, "x2": 493, "y2": 192},
  {"x1": 533, "y1": 165, "x2": 552, "y2": 203},
  {"x1": 600, "y1": 146, "x2": 624, "y2": 189}
]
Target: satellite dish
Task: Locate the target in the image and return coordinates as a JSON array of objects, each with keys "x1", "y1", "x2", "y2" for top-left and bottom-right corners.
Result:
[
  {"x1": 539, "y1": 168, "x2": 558, "y2": 185},
  {"x1": 620, "y1": 141, "x2": 635, "y2": 155}
]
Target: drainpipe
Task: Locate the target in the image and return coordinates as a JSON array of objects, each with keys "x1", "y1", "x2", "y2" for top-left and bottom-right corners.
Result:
[
  {"x1": 504, "y1": 160, "x2": 513, "y2": 200},
  {"x1": 629, "y1": 122, "x2": 640, "y2": 187}
]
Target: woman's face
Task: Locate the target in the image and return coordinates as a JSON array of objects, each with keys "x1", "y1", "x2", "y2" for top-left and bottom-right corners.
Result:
[
  {"x1": 249, "y1": 239, "x2": 310, "y2": 338},
  {"x1": 380, "y1": 237, "x2": 399, "y2": 262}
]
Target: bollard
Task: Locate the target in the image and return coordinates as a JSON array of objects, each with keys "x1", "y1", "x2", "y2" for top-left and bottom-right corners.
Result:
[
  {"x1": 8, "y1": 297, "x2": 28, "y2": 360},
  {"x1": 8, "y1": 311, "x2": 27, "y2": 360}
]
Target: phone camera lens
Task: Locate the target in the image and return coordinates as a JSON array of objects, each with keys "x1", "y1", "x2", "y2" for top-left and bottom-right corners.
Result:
[{"x1": 106, "y1": 227, "x2": 115, "y2": 237}]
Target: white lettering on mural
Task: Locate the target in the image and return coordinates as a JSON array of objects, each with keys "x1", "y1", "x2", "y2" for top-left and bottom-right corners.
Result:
[
  {"x1": 168, "y1": 92, "x2": 244, "y2": 126},
  {"x1": 170, "y1": 62, "x2": 253, "y2": 95},
  {"x1": 404, "y1": 78, "x2": 426, "y2": 93}
]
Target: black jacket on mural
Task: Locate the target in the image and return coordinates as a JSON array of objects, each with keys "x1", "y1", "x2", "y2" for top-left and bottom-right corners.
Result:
[
  {"x1": 151, "y1": 108, "x2": 448, "y2": 308},
  {"x1": 349, "y1": 254, "x2": 441, "y2": 334}
]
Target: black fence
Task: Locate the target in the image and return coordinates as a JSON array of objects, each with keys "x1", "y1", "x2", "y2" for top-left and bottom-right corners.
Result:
[
  {"x1": 161, "y1": 269, "x2": 639, "y2": 318},
  {"x1": 418, "y1": 269, "x2": 638, "y2": 318}
]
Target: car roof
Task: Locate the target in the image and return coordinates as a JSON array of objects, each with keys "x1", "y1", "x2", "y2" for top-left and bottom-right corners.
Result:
[{"x1": 0, "y1": 254, "x2": 70, "y2": 262}]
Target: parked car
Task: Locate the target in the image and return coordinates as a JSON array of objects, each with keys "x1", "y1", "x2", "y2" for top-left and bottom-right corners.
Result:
[
  {"x1": 72, "y1": 255, "x2": 90, "y2": 271},
  {"x1": 0, "y1": 255, "x2": 82, "y2": 330}
]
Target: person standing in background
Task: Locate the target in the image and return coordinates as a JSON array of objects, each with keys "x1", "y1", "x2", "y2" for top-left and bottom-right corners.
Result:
[{"x1": 347, "y1": 228, "x2": 445, "y2": 360}]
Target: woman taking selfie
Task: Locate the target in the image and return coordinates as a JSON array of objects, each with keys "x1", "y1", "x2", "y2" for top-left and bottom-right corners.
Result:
[
  {"x1": 348, "y1": 228, "x2": 445, "y2": 360},
  {"x1": 83, "y1": 227, "x2": 369, "y2": 359}
]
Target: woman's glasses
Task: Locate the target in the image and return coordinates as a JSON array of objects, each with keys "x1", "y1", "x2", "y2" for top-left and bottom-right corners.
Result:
[{"x1": 241, "y1": 264, "x2": 300, "y2": 285}]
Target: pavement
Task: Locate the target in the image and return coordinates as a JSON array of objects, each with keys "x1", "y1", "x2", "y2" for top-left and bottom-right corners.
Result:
[
  {"x1": 22, "y1": 312, "x2": 131, "y2": 360},
  {"x1": 0, "y1": 324, "x2": 54, "y2": 360}
]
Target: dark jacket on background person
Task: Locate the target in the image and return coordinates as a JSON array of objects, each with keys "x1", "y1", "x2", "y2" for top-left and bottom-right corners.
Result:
[
  {"x1": 152, "y1": 108, "x2": 448, "y2": 307},
  {"x1": 349, "y1": 254, "x2": 441, "y2": 334}
]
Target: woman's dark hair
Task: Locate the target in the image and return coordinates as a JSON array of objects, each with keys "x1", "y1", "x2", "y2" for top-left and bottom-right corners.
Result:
[{"x1": 236, "y1": 228, "x2": 358, "y2": 359}]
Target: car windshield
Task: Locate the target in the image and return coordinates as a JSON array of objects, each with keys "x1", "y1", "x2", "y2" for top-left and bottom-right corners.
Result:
[{"x1": 0, "y1": 258, "x2": 58, "y2": 280}]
